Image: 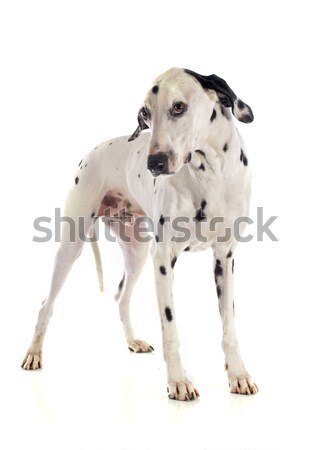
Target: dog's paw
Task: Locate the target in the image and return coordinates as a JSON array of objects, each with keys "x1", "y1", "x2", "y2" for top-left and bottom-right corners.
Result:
[
  {"x1": 167, "y1": 381, "x2": 200, "y2": 401},
  {"x1": 21, "y1": 351, "x2": 42, "y2": 370},
  {"x1": 128, "y1": 339, "x2": 154, "y2": 353},
  {"x1": 228, "y1": 375, "x2": 258, "y2": 395}
]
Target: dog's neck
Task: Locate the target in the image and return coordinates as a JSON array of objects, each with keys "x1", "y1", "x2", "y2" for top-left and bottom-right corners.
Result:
[
  {"x1": 189, "y1": 103, "x2": 241, "y2": 175},
  {"x1": 204, "y1": 103, "x2": 236, "y2": 151}
]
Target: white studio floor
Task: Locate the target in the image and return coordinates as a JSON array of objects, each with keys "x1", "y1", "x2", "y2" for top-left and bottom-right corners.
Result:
[{"x1": 1, "y1": 242, "x2": 311, "y2": 450}]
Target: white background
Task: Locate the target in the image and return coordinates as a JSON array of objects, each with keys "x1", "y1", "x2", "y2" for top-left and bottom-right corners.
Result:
[{"x1": 1, "y1": 1, "x2": 312, "y2": 449}]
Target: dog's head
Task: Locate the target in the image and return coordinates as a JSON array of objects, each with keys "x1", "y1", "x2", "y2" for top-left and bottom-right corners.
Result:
[{"x1": 128, "y1": 67, "x2": 253, "y2": 177}]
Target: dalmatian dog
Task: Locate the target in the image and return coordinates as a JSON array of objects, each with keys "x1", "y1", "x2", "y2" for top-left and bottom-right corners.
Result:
[{"x1": 22, "y1": 67, "x2": 258, "y2": 400}]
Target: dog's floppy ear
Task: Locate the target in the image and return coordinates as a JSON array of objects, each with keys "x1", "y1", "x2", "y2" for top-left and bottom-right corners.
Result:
[
  {"x1": 184, "y1": 69, "x2": 254, "y2": 123},
  {"x1": 128, "y1": 110, "x2": 149, "y2": 142}
]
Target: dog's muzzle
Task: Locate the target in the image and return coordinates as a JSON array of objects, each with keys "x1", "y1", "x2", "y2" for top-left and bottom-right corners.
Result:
[{"x1": 147, "y1": 152, "x2": 170, "y2": 177}]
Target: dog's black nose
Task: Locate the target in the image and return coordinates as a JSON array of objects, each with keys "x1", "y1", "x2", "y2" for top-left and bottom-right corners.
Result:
[{"x1": 147, "y1": 153, "x2": 169, "y2": 176}]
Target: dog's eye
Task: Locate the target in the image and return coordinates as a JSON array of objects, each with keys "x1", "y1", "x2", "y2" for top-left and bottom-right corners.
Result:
[
  {"x1": 172, "y1": 102, "x2": 186, "y2": 116},
  {"x1": 140, "y1": 107, "x2": 148, "y2": 121}
]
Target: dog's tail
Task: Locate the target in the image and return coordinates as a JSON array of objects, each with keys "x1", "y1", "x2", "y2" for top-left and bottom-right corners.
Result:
[{"x1": 91, "y1": 239, "x2": 103, "y2": 292}]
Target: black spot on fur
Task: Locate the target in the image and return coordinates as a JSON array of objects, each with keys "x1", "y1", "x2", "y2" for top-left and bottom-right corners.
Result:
[
  {"x1": 185, "y1": 152, "x2": 192, "y2": 163},
  {"x1": 237, "y1": 99, "x2": 245, "y2": 110},
  {"x1": 210, "y1": 109, "x2": 217, "y2": 122},
  {"x1": 78, "y1": 159, "x2": 83, "y2": 167},
  {"x1": 138, "y1": 174, "x2": 141, "y2": 178},
  {"x1": 118, "y1": 274, "x2": 125, "y2": 291},
  {"x1": 223, "y1": 143, "x2": 228, "y2": 152},
  {"x1": 171, "y1": 256, "x2": 177, "y2": 268},
  {"x1": 160, "y1": 265, "x2": 167, "y2": 275},
  {"x1": 227, "y1": 250, "x2": 232, "y2": 258},
  {"x1": 240, "y1": 149, "x2": 248, "y2": 166},
  {"x1": 91, "y1": 212, "x2": 96, "y2": 218},
  {"x1": 153, "y1": 179, "x2": 156, "y2": 186},
  {"x1": 184, "y1": 246, "x2": 190, "y2": 251},
  {"x1": 109, "y1": 142, "x2": 113, "y2": 146},
  {"x1": 165, "y1": 307, "x2": 173, "y2": 322},
  {"x1": 216, "y1": 285, "x2": 222, "y2": 298},
  {"x1": 159, "y1": 215, "x2": 165, "y2": 225},
  {"x1": 155, "y1": 235, "x2": 159, "y2": 243},
  {"x1": 195, "y1": 208, "x2": 206, "y2": 222},
  {"x1": 195, "y1": 200, "x2": 207, "y2": 222},
  {"x1": 75, "y1": 176, "x2": 79, "y2": 185},
  {"x1": 195, "y1": 209, "x2": 206, "y2": 222},
  {"x1": 195, "y1": 149, "x2": 205, "y2": 157},
  {"x1": 152, "y1": 85, "x2": 159, "y2": 95},
  {"x1": 214, "y1": 259, "x2": 223, "y2": 280},
  {"x1": 232, "y1": 259, "x2": 234, "y2": 273},
  {"x1": 198, "y1": 163, "x2": 205, "y2": 171}
]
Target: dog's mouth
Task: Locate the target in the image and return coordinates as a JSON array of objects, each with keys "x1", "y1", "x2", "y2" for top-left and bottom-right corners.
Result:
[{"x1": 149, "y1": 169, "x2": 175, "y2": 178}]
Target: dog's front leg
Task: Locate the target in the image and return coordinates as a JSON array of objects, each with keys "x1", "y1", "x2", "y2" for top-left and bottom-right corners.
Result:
[
  {"x1": 152, "y1": 245, "x2": 199, "y2": 401},
  {"x1": 213, "y1": 248, "x2": 258, "y2": 394}
]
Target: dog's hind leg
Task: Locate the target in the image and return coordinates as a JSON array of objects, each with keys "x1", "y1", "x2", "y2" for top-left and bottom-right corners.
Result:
[
  {"x1": 21, "y1": 175, "x2": 104, "y2": 370},
  {"x1": 111, "y1": 221, "x2": 154, "y2": 353},
  {"x1": 22, "y1": 238, "x2": 85, "y2": 369}
]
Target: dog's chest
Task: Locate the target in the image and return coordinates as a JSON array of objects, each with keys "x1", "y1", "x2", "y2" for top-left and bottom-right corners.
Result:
[{"x1": 151, "y1": 161, "x2": 250, "y2": 248}]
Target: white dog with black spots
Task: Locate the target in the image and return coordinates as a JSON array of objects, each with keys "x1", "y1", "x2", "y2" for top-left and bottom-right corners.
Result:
[{"x1": 22, "y1": 67, "x2": 258, "y2": 400}]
